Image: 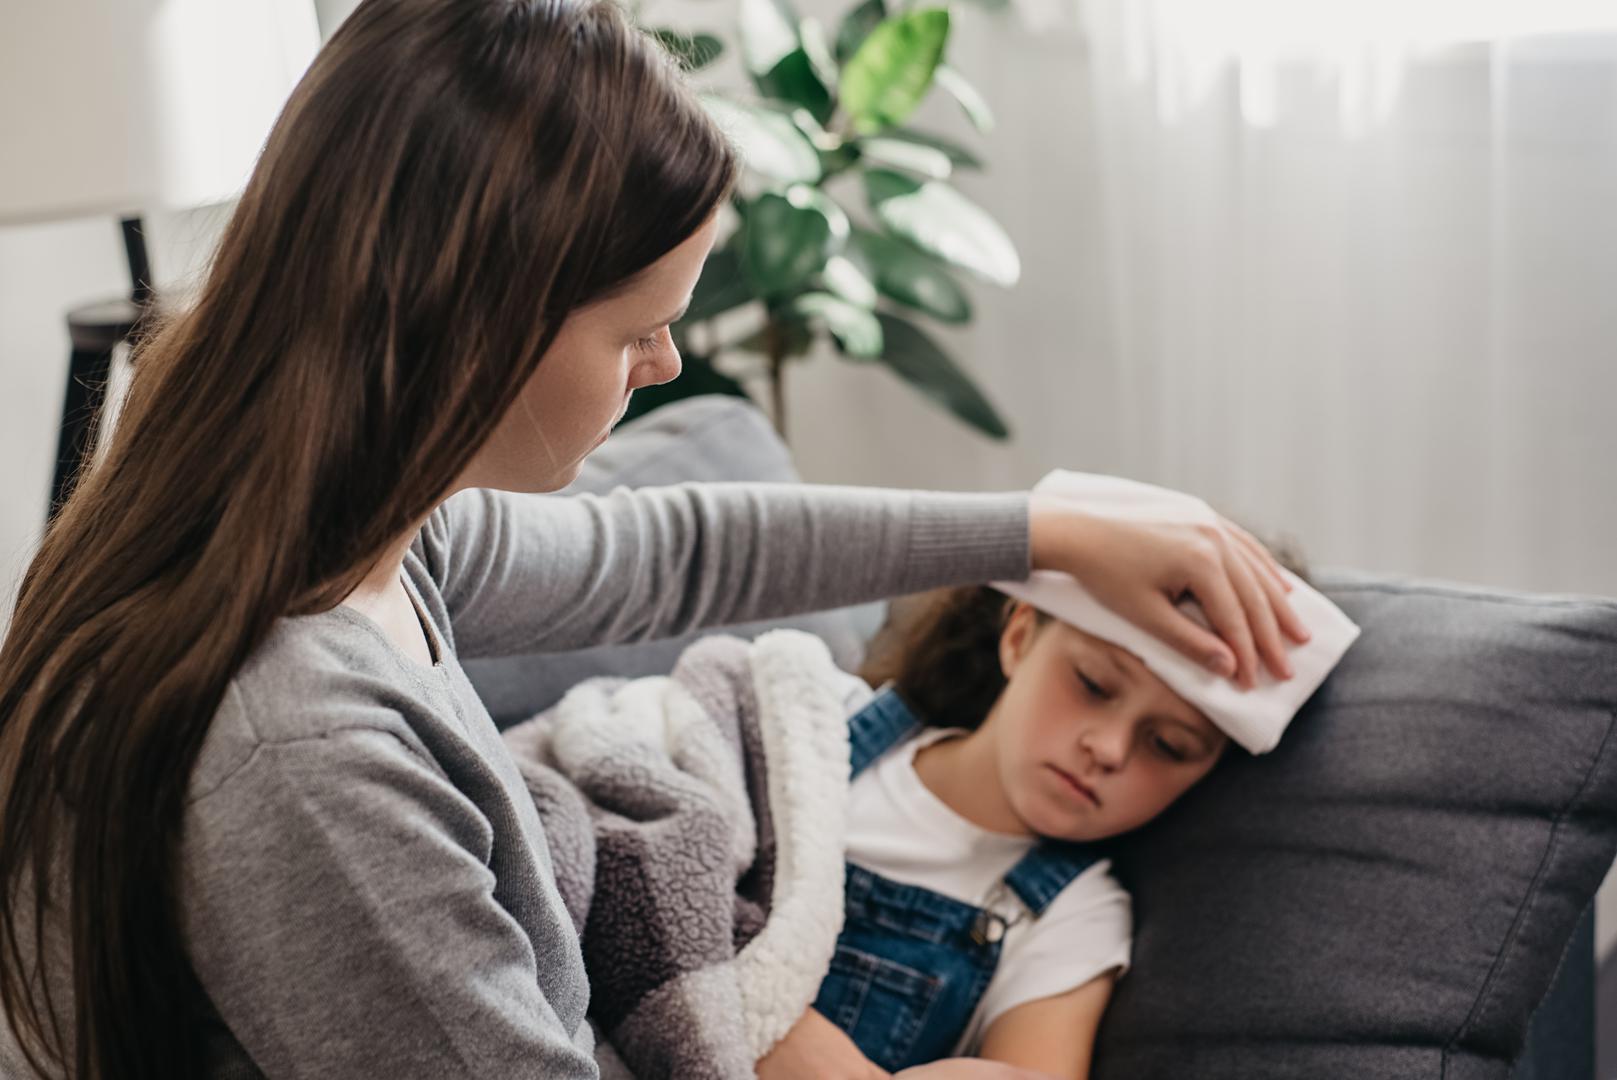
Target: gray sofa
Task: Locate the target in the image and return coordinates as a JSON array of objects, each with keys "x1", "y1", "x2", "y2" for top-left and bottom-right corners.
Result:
[{"x1": 463, "y1": 395, "x2": 1614, "y2": 1079}]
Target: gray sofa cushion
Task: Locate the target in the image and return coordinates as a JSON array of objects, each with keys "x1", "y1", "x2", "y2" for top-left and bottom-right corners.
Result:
[
  {"x1": 1095, "y1": 573, "x2": 1617, "y2": 1080},
  {"x1": 462, "y1": 396, "x2": 884, "y2": 728}
]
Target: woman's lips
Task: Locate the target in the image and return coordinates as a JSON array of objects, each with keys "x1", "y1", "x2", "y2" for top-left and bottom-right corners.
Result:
[
  {"x1": 1049, "y1": 765, "x2": 1101, "y2": 807},
  {"x1": 595, "y1": 394, "x2": 633, "y2": 447}
]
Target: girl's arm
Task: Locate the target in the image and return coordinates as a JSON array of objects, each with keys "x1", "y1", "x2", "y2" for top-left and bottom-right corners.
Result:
[
  {"x1": 976, "y1": 972, "x2": 1118, "y2": 1080},
  {"x1": 758, "y1": 1007, "x2": 891, "y2": 1080},
  {"x1": 758, "y1": 1007, "x2": 1063, "y2": 1080}
]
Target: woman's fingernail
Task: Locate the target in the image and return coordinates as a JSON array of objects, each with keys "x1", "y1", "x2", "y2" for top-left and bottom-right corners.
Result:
[{"x1": 1208, "y1": 653, "x2": 1235, "y2": 676}]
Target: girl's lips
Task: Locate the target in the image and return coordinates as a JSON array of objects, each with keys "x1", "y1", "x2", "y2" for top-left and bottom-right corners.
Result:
[{"x1": 1049, "y1": 764, "x2": 1101, "y2": 808}]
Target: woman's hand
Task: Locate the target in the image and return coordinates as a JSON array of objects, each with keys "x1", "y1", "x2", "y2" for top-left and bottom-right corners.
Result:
[
  {"x1": 758, "y1": 1008, "x2": 891, "y2": 1080},
  {"x1": 1029, "y1": 495, "x2": 1311, "y2": 688}
]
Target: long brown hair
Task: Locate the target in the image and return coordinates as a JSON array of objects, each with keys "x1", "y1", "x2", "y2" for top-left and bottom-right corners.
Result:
[
  {"x1": 0, "y1": 1, "x2": 736, "y2": 1076},
  {"x1": 861, "y1": 587, "x2": 1034, "y2": 730}
]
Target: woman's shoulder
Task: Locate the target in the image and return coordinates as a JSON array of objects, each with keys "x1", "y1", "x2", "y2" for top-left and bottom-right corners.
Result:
[{"x1": 190, "y1": 611, "x2": 446, "y2": 802}]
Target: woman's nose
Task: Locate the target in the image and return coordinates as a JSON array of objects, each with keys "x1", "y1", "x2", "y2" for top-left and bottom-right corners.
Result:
[{"x1": 631, "y1": 332, "x2": 682, "y2": 389}]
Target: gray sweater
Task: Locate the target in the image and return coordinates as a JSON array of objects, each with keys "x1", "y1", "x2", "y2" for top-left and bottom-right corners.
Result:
[{"x1": 163, "y1": 482, "x2": 1027, "y2": 1078}]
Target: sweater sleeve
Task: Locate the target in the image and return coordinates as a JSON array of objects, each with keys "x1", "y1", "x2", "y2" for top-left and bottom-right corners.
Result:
[
  {"x1": 415, "y1": 482, "x2": 1030, "y2": 661},
  {"x1": 181, "y1": 726, "x2": 597, "y2": 1080}
]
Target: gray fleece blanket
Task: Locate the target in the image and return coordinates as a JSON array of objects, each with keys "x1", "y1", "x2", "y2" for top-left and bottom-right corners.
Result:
[{"x1": 501, "y1": 630, "x2": 856, "y2": 1079}]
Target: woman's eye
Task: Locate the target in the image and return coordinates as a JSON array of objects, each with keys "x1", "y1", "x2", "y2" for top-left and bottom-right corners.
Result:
[{"x1": 632, "y1": 332, "x2": 663, "y2": 353}]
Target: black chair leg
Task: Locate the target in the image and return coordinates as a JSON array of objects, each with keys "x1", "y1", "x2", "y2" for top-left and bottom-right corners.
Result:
[{"x1": 50, "y1": 342, "x2": 115, "y2": 520}]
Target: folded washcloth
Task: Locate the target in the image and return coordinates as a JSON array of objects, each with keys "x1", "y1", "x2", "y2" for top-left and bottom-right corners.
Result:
[{"x1": 993, "y1": 470, "x2": 1360, "y2": 754}]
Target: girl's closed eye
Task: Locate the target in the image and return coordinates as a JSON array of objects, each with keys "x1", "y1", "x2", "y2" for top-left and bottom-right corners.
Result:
[
  {"x1": 632, "y1": 331, "x2": 664, "y2": 353},
  {"x1": 1075, "y1": 667, "x2": 1112, "y2": 700},
  {"x1": 1151, "y1": 733, "x2": 1188, "y2": 762}
]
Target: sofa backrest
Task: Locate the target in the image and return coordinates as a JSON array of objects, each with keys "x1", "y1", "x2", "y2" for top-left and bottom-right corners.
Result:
[{"x1": 1096, "y1": 572, "x2": 1617, "y2": 1080}]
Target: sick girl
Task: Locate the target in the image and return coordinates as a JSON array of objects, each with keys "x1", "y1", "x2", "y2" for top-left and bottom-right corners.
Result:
[{"x1": 763, "y1": 509, "x2": 1348, "y2": 1079}]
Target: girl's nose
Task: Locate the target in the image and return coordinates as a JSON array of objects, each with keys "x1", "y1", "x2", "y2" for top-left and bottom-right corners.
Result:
[{"x1": 1081, "y1": 721, "x2": 1131, "y2": 771}]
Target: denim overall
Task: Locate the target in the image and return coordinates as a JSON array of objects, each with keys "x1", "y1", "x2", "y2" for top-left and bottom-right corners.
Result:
[{"x1": 812, "y1": 688, "x2": 1103, "y2": 1070}]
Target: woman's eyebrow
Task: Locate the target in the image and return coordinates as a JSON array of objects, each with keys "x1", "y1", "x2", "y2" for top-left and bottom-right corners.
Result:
[{"x1": 641, "y1": 298, "x2": 691, "y2": 333}]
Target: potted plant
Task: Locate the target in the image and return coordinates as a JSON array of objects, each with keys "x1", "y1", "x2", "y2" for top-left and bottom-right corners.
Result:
[{"x1": 634, "y1": 0, "x2": 1019, "y2": 442}]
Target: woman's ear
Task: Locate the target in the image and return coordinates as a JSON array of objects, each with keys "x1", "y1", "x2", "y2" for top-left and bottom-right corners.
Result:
[{"x1": 998, "y1": 602, "x2": 1042, "y2": 679}]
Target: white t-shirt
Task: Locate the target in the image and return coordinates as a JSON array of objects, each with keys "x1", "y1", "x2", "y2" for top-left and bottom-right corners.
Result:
[{"x1": 844, "y1": 723, "x2": 1133, "y2": 1055}]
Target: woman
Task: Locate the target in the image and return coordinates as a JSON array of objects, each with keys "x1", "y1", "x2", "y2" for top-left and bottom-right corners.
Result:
[{"x1": 0, "y1": 1, "x2": 1305, "y2": 1077}]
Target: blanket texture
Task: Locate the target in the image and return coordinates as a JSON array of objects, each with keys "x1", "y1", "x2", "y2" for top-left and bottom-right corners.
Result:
[{"x1": 501, "y1": 630, "x2": 855, "y2": 1079}]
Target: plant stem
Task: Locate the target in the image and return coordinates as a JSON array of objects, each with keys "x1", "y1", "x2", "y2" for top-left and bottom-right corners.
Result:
[{"x1": 766, "y1": 318, "x2": 788, "y2": 441}]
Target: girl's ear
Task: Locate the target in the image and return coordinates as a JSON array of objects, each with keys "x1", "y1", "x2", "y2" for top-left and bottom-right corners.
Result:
[{"x1": 998, "y1": 602, "x2": 1042, "y2": 679}]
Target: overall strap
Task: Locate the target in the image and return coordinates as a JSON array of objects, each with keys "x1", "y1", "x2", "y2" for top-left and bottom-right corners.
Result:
[
  {"x1": 847, "y1": 687, "x2": 924, "y2": 778},
  {"x1": 1002, "y1": 840, "x2": 1103, "y2": 916}
]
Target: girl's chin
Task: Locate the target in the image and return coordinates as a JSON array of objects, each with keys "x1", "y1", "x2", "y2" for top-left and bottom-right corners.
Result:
[{"x1": 1024, "y1": 791, "x2": 1107, "y2": 843}]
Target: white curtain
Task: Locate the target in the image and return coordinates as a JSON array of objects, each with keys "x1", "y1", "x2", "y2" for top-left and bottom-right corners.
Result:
[
  {"x1": 792, "y1": 0, "x2": 1617, "y2": 599},
  {"x1": 1070, "y1": 0, "x2": 1617, "y2": 591}
]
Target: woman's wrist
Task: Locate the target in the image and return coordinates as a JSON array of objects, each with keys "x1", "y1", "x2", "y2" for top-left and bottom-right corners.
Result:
[
  {"x1": 900, "y1": 490, "x2": 1031, "y2": 592},
  {"x1": 1027, "y1": 494, "x2": 1098, "y2": 579}
]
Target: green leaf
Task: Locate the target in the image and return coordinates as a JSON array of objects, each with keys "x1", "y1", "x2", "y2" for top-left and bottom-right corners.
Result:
[
  {"x1": 934, "y1": 64, "x2": 995, "y2": 133},
  {"x1": 754, "y1": 49, "x2": 833, "y2": 123},
  {"x1": 799, "y1": 17, "x2": 840, "y2": 90},
  {"x1": 790, "y1": 292, "x2": 883, "y2": 357},
  {"x1": 738, "y1": 0, "x2": 800, "y2": 75},
  {"x1": 841, "y1": 8, "x2": 951, "y2": 135},
  {"x1": 741, "y1": 192, "x2": 836, "y2": 297},
  {"x1": 736, "y1": 314, "x2": 815, "y2": 358},
  {"x1": 857, "y1": 136, "x2": 952, "y2": 180},
  {"x1": 848, "y1": 227, "x2": 971, "y2": 323},
  {"x1": 821, "y1": 254, "x2": 878, "y2": 308},
  {"x1": 871, "y1": 313, "x2": 1009, "y2": 438},
  {"x1": 864, "y1": 169, "x2": 1019, "y2": 287},
  {"x1": 835, "y1": 0, "x2": 886, "y2": 63},
  {"x1": 784, "y1": 184, "x2": 849, "y2": 245},
  {"x1": 703, "y1": 96, "x2": 822, "y2": 183},
  {"x1": 887, "y1": 126, "x2": 984, "y2": 169},
  {"x1": 683, "y1": 247, "x2": 755, "y2": 323},
  {"x1": 650, "y1": 29, "x2": 724, "y2": 72},
  {"x1": 621, "y1": 354, "x2": 751, "y2": 426},
  {"x1": 788, "y1": 106, "x2": 835, "y2": 148}
]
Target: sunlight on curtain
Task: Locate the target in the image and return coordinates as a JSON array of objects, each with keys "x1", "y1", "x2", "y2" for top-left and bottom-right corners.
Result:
[
  {"x1": 1101, "y1": 0, "x2": 1617, "y2": 131},
  {"x1": 1062, "y1": 0, "x2": 1617, "y2": 595},
  {"x1": 787, "y1": 0, "x2": 1617, "y2": 602}
]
